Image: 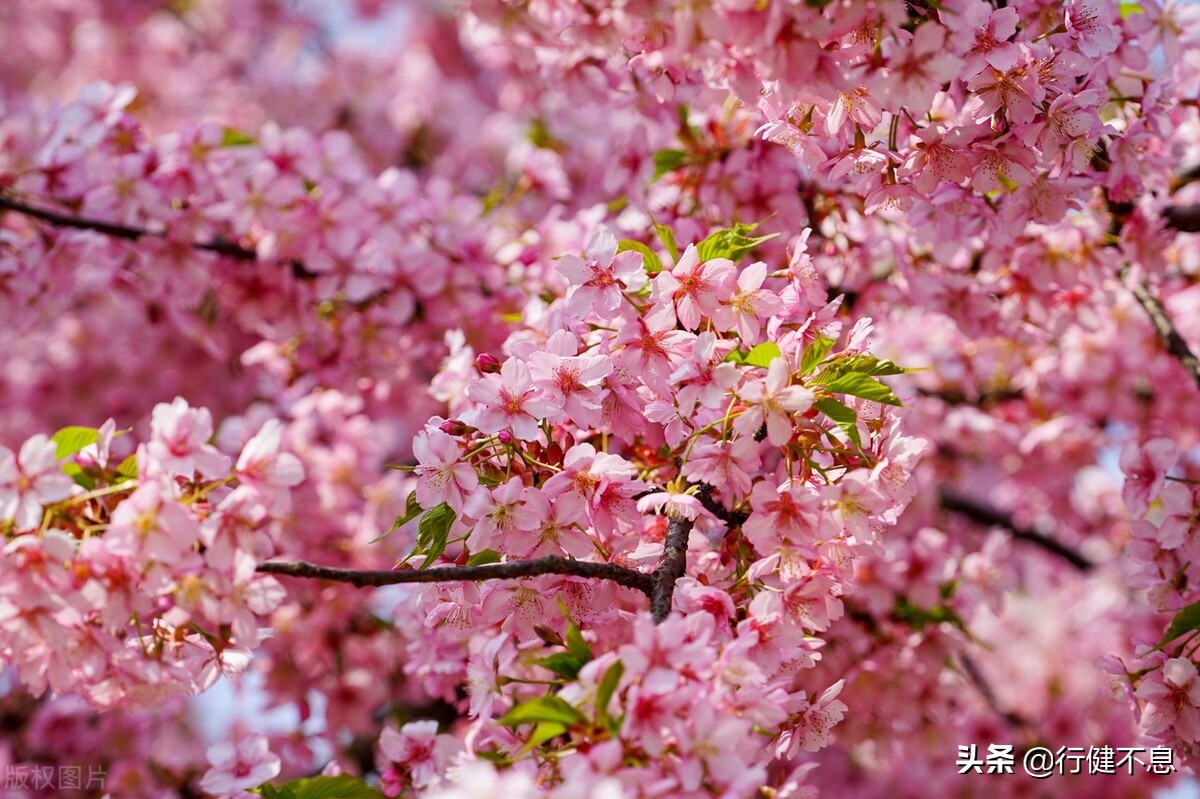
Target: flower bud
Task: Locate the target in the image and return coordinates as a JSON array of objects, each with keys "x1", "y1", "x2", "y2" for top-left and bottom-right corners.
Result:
[
  {"x1": 497, "y1": 430, "x2": 515, "y2": 445},
  {"x1": 476, "y1": 353, "x2": 501, "y2": 373},
  {"x1": 439, "y1": 419, "x2": 469, "y2": 436}
]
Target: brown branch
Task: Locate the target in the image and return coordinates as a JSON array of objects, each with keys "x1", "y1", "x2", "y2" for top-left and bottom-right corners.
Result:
[
  {"x1": 257, "y1": 556, "x2": 655, "y2": 595},
  {"x1": 695, "y1": 483, "x2": 749, "y2": 528},
  {"x1": 959, "y1": 653, "x2": 1028, "y2": 729},
  {"x1": 1165, "y1": 204, "x2": 1200, "y2": 232},
  {"x1": 0, "y1": 193, "x2": 257, "y2": 259},
  {"x1": 650, "y1": 517, "x2": 693, "y2": 623},
  {"x1": 0, "y1": 192, "x2": 319, "y2": 277},
  {"x1": 939, "y1": 487, "x2": 1094, "y2": 572},
  {"x1": 1173, "y1": 164, "x2": 1200, "y2": 191},
  {"x1": 1122, "y1": 272, "x2": 1200, "y2": 393},
  {"x1": 915, "y1": 386, "x2": 1026, "y2": 407}
]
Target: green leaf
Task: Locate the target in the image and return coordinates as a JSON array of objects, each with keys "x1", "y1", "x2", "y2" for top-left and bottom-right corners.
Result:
[
  {"x1": 723, "y1": 348, "x2": 748, "y2": 364},
  {"x1": 62, "y1": 462, "x2": 95, "y2": 490},
  {"x1": 257, "y1": 776, "x2": 381, "y2": 799},
  {"x1": 466, "y1": 548, "x2": 502, "y2": 566},
  {"x1": 498, "y1": 695, "x2": 588, "y2": 727},
  {"x1": 894, "y1": 597, "x2": 965, "y2": 632},
  {"x1": 116, "y1": 454, "x2": 139, "y2": 478},
  {"x1": 1160, "y1": 600, "x2": 1200, "y2": 648},
  {"x1": 528, "y1": 119, "x2": 558, "y2": 150},
  {"x1": 814, "y1": 354, "x2": 913, "y2": 383},
  {"x1": 533, "y1": 652, "x2": 586, "y2": 680},
  {"x1": 521, "y1": 722, "x2": 567, "y2": 754},
  {"x1": 820, "y1": 372, "x2": 902, "y2": 406},
  {"x1": 618, "y1": 239, "x2": 663, "y2": 275},
  {"x1": 475, "y1": 748, "x2": 513, "y2": 765},
  {"x1": 372, "y1": 493, "x2": 423, "y2": 543},
  {"x1": 652, "y1": 148, "x2": 687, "y2": 181},
  {"x1": 220, "y1": 127, "x2": 257, "y2": 147},
  {"x1": 744, "y1": 342, "x2": 782, "y2": 369},
  {"x1": 800, "y1": 337, "x2": 836, "y2": 376},
  {"x1": 695, "y1": 222, "x2": 780, "y2": 262},
  {"x1": 52, "y1": 427, "x2": 99, "y2": 460},
  {"x1": 813, "y1": 397, "x2": 861, "y2": 448},
  {"x1": 415, "y1": 503, "x2": 456, "y2": 569},
  {"x1": 595, "y1": 660, "x2": 625, "y2": 728},
  {"x1": 1119, "y1": 0, "x2": 1143, "y2": 17},
  {"x1": 654, "y1": 222, "x2": 679, "y2": 263},
  {"x1": 565, "y1": 620, "x2": 592, "y2": 664}
]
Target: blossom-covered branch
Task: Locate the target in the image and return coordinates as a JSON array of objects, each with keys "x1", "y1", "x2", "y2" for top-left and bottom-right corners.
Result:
[
  {"x1": 0, "y1": 192, "x2": 259, "y2": 261},
  {"x1": 939, "y1": 487, "x2": 1094, "y2": 572},
  {"x1": 256, "y1": 556, "x2": 655, "y2": 595},
  {"x1": 1125, "y1": 277, "x2": 1200, "y2": 393}
]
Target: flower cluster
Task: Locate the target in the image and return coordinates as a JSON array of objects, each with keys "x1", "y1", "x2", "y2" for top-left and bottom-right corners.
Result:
[
  {"x1": 0, "y1": 399, "x2": 302, "y2": 708},
  {"x1": 371, "y1": 225, "x2": 927, "y2": 795}
]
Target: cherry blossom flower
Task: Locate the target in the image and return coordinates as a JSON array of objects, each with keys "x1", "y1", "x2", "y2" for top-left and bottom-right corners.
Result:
[
  {"x1": 414, "y1": 427, "x2": 479, "y2": 513},
  {"x1": 378, "y1": 720, "x2": 462, "y2": 790},
  {"x1": 0, "y1": 434, "x2": 75, "y2": 529},
  {"x1": 651, "y1": 245, "x2": 734, "y2": 330},
  {"x1": 734, "y1": 357, "x2": 814, "y2": 447},
  {"x1": 1137, "y1": 658, "x2": 1200, "y2": 741},
  {"x1": 557, "y1": 228, "x2": 647, "y2": 317},
  {"x1": 199, "y1": 733, "x2": 281, "y2": 795},
  {"x1": 145, "y1": 397, "x2": 231, "y2": 479},
  {"x1": 467, "y1": 359, "x2": 558, "y2": 441},
  {"x1": 712, "y1": 261, "x2": 784, "y2": 343},
  {"x1": 778, "y1": 680, "x2": 848, "y2": 756},
  {"x1": 234, "y1": 419, "x2": 305, "y2": 513},
  {"x1": 1120, "y1": 438, "x2": 1178, "y2": 516}
]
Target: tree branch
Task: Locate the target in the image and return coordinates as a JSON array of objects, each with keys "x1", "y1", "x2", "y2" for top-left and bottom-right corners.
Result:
[
  {"x1": 1165, "y1": 204, "x2": 1200, "y2": 232},
  {"x1": 650, "y1": 517, "x2": 693, "y2": 623},
  {"x1": 959, "y1": 653, "x2": 1028, "y2": 729},
  {"x1": 257, "y1": 556, "x2": 655, "y2": 595},
  {"x1": 0, "y1": 193, "x2": 258, "y2": 259},
  {"x1": 1121, "y1": 268, "x2": 1200, "y2": 393},
  {"x1": 695, "y1": 483, "x2": 749, "y2": 527},
  {"x1": 939, "y1": 487, "x2": 1094, "y2": 571}
]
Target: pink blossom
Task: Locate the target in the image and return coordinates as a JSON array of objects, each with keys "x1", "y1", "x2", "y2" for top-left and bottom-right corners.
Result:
[
  {"x1": 636, "y1": 489, "x2": 702, "y2": 520},
  {"x1": 467, "y1": 358, "x2": 558, "y2": 441},
  {"x1": 463, "y1": 476, "x2": 531, "y2": 551},
  {"x1": 527, "y1": 332, "x2": 612, "y2": 428},
  {"x1": 199, "y1": 733, "x2": 281, "y2": 795},
  {"x1": 413, "y1": 427, "x2": 479, "y2": 513},
  {"x1": 235, "y1": 420, "x2": 305, "y2": 513},
  {"x1": 778, "y1": 680, "x2": 848, "y2": 756},
  {"x1": 557, "y1": 228, "x2": 648, "y2": 317},
  {"x1": 651, "y1": 244, "x2": 734, "y2": 330},
  {"x1": 1120, "y1": 438, "x2": 1178, "y2": 516},
  {"x1": 681, "y1": 437, "x2": 762, "y2": 500},
  {"x1": 1137, "y1": 658, "x2": 1200, "y2": 741},
  {"x1": 146, "y1": 398, "x2": 231, "y2": 479},
  {"x1": 734, "y1": 357, "x2": 814, "y2": 446},
  {"x1": 713, "y1": 262, "x2": 784, "y2": 342},
  {"x1": 1065, "y1": 0, "x2": 1120, "y2": 58},
  {"x1": 378, "y1": 720, "x2": 462, "y2": 789},
  {"x1": 0, "y1": 434, "x2": 76, "y2": 529}
]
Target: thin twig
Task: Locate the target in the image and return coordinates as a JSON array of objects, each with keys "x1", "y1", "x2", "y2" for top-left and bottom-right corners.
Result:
[
  {"x1": 0, "y1": 193, "x2": 257, "y2": 259},
  {"x1": 939, "y1": 487, "x2": 1094, "y2": 572},
  {"x1": 1121, "y1": 267, "x2": 1200, "y2": 393},
  {"x1": 257, "y1": 556, "x2": 655, "y2": 595},
  {"x1": 0, "y1": 192, "x2": 319, "y2": 277},
  {"x1": 959, "y1": 653, "x2": 1028, "y2": 729}
]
